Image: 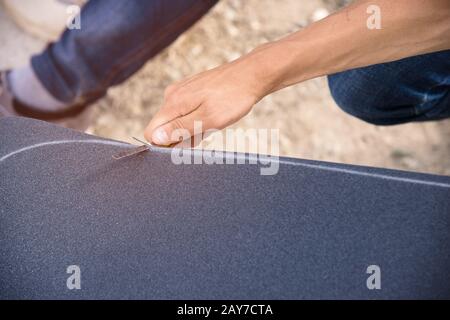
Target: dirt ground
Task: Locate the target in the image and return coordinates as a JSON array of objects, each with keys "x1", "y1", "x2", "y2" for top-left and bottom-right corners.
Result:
[{"x1": 0, "y1": 0, "x2": 449, "y2": 175}]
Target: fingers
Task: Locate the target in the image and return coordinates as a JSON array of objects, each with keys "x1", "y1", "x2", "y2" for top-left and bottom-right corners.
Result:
[
  {"x1": 144, "y1": 87, "x2": 202, "y2": 144},
  {"x1": 143, "y1": 61, "x2": 261, "y2": 147},
  {"x1": 144, "y1": 103, "x2": 186, "y2": 143},
  {"x1": 144, "y1": 105, "x2": 211, "y2": 146}
]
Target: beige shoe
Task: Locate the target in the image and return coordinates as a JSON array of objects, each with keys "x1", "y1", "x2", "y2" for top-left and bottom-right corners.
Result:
[{"x1": 0, "y1": 70, "x2": 94, "y2": 131}]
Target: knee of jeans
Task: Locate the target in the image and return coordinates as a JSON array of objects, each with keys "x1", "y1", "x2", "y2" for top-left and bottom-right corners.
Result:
[{"x1": 327, "y1": 74, "x2": 386, "y2": 125}]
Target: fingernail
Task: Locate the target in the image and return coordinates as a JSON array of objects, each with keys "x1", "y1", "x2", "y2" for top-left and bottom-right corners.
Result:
[{"x1": 152, "y1": 127, "x2": 169, "y2": 145}]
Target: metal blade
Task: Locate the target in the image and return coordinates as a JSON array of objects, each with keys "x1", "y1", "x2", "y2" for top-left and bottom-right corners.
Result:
[
  {"x1": 132, "y1": 136, "x2": 152, "y2": 146},
  {"x1": 112, "y1": 144, "x2": 150, "y2": 160}
]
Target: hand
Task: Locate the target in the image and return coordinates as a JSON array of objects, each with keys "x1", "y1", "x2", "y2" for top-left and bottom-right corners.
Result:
[
  {"x1": 145, "y1": 0, "x2": 450, "y2": 147},
  {"x1": 144, "y1": 54, "x2": 273, "y2": 146}
]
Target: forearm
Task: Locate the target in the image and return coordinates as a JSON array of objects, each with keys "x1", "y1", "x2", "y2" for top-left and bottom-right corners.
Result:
[
  {"x1": 244, "y1": 0, "x2": 450, "y2": 97},
  {"x1": 145, "y1": 0, "x2": 450, "y2": 145}
]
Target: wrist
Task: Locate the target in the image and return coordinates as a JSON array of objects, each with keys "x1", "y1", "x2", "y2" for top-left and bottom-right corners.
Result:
[
  {"x1": 244, "y1": 42, "x2": 293, "y2": 98},
  {"x1": 241, "y1": 37, "x2": 316, "y2": 99}
]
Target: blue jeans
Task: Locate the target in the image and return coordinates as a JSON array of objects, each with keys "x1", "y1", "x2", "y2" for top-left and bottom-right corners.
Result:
[
  {"x1": 31, "y1": 0, "x2": 218, "y2": 106},
  {"x1": 328, "y1": 50, "x2": 450, "y2": 125}
]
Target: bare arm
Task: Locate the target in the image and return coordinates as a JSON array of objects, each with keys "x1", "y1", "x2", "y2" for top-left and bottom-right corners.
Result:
[{"x1": 145, "y1": 0, "x2": 450, "y2": 145}]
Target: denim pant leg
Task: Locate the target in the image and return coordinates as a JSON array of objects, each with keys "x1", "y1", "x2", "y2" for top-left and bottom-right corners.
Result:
[
  {"x1": 328, "y1": 50, "x2": 450, "y2": 125},
  {"x1": 31, "y1": 0, "x2": 218, "y2": 106}
]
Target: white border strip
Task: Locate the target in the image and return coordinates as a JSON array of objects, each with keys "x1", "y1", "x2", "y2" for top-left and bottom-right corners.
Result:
[
  {"x1": 1, "y1": 140, "x2": 449, "y2": 188},
  {"x1": 0, "y1": 139, "x2": 130, "y2": 162}
]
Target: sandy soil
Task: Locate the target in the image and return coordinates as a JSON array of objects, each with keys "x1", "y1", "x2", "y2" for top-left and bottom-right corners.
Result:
[{"x1": 0, "y1": 0, "x2": 449, "y2": 175}]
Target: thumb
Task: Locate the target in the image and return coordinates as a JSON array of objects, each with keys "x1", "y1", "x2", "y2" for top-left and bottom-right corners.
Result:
[{"x1": 144, "y1": 107, "x2": 207, "y2": 146}]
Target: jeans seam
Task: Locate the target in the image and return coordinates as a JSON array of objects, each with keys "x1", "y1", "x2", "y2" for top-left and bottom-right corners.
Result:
[
  {"x1": 423, "y1": 88, "x2": 450, "y2": 119},
  {"x1": 416, "y1": 78, "x2": 449, "y2": 115}
]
